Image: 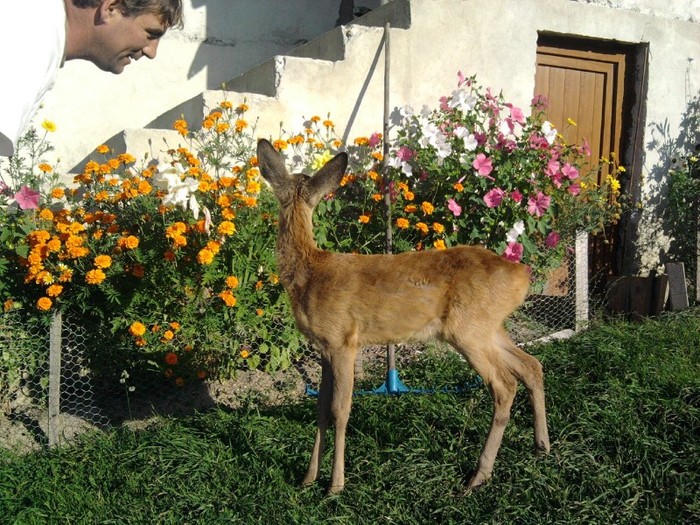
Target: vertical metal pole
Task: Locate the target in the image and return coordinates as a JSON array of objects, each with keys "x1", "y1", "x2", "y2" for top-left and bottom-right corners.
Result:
[
  {"x1": 48, "y1": 310, "x2": 62, "y2": 447},
  {"x1": 575, "y1": 231, "x2": 589, "y2": 331},
  {"x1": 380, "y1": 1, "x2": 397, "y2": 374}
]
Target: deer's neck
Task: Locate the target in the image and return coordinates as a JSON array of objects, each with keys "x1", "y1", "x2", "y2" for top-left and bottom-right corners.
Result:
[{"x1": 276, "y1": 207, "x2": 320, "y2": 290}]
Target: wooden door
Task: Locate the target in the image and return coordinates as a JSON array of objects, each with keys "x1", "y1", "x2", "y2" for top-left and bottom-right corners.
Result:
[
  {"x1": 535, "y1": 45, "x2": 626, "y2": 184},
  {"x1": 535, "y1": 38, "x2": 630, "y2": 285}
]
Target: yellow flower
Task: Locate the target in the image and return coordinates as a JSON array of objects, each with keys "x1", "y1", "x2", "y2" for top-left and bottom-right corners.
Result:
[
  {"x1": 85, "y1": 268, "x2": 106, "y2": 285},
  {"x1": 240, "y1": 349, "x2": 250, "y2": 359},
  {"x1": 94, "y1": 255, "x2": 112, "y2": 269},
  {"x1": 567, "y1": 118, "x2": 577, "y2": 127},
  {"x1": 311, "y1": 150, "x2": 333, "y2": 171},
  {"x1": 162, "y1": 330, "x2": 175, "y2": 341},
  {"x1": 433, "y1": 239, "x2": 447, "y2": 250},
  {"x1": 41, "y1": 120, "x2": 56, "y2": 132},
  {"x1": 415, "y1": 222, "x2": 429, "y2": 235},
  {"x1": 225, "y1": 275, "x2": 239, "y2": 288},
  {"x1": 37, "y1": 297, "x2": 52, "y2": 311},
  {"x1": 421, "y1": 202, "x2": 435, "y2": 215},
  {"x1": 51, "y1": 188, "x2": 65, "y2": 199},
  {"x1": 96, "y1": 144, "x2": 110, "y2": 154},
  {"x1": 129, "y1": 321, "x2": 146, "y2": 337},
  {"x1": 38, "y1": 163, "x2": 53, "y2": 173}
]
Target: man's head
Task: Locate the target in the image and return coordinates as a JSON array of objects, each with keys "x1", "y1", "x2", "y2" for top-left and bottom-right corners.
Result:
[{"x1": 66, "y1": 0, "x2": 184, "y2": 74}]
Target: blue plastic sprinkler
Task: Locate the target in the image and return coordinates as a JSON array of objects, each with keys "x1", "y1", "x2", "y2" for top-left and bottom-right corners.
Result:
[{"x1": 305, "y1": 344, "x2": 483, "y2": 397}]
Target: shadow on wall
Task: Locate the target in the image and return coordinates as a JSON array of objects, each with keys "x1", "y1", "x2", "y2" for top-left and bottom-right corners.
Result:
[{"x1": 639, "y1": 86, "x2": 700, "y2": 273}]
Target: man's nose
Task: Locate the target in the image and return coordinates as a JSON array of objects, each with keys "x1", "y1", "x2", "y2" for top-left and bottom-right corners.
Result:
[{"x1": 143, "y1": 40, "x2": 160, "y2": 59}]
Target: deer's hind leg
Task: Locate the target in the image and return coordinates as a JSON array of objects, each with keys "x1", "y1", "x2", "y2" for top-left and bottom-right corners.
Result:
[
  {"x1": 448, "y1": 332, "x2": 519, "y2": 489},
  {"x1": 498, "y1": 329, "x2": 550, "y2": 453}
]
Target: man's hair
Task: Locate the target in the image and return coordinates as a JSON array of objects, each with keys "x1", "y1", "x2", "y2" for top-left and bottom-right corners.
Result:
[{"x1": 72, "y1": 0, "x2": 184, "y2": 29}]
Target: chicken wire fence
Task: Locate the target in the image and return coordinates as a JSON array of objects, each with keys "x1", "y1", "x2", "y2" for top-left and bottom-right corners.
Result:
[{"x1": 1, "y1": 235, "x2": 597, "y2": 451}]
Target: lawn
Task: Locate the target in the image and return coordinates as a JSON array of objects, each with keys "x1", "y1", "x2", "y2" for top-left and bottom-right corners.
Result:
[{"x1": 1, "y1": 309, "x2": 699, "y2": 524}]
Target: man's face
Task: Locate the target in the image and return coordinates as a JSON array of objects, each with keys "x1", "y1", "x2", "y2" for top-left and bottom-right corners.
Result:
[{"x1": 93, "y1": 9, "x2": 168, "y2": 74}]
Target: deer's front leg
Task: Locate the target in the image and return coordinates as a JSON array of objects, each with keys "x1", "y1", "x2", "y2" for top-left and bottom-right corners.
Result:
[
  {"x1": 328, "y1": 346, "x2": 358, "y2": 494},
  {"x1": 303, "y1": 357, "x2": 332, "y2": 486}
]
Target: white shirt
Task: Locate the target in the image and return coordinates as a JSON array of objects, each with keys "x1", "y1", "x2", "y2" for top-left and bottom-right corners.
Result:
[{"x1": 0, "y1": 0, "x2": 67, "y2": 157}]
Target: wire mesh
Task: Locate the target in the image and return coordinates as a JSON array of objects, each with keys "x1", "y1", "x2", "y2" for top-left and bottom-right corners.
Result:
[{"x1": 1, "y1": 237, "x2": 594, "y2": 451}]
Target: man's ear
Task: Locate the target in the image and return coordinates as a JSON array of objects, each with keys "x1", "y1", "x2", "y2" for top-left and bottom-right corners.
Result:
[{"x1": 98, "y1": 0, "x2": 124, "y2": 21}]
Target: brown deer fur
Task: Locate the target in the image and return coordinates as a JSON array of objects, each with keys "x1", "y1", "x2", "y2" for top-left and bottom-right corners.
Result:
[{"x1": 256, "y1": 138, "x2": 550, "y2": 494}]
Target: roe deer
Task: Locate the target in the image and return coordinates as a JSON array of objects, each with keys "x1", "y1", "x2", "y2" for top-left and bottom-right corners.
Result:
[{"x1": 256, "y1": 138, "x2": 550, "y2": 494}]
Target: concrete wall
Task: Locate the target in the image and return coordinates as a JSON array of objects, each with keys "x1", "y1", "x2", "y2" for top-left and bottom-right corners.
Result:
[
  {"x1": 29, "y1": 0, "x2": 700, "y2": 274},
  {"x1": 33, "y1": 0, "x2": 380, "y2": 171}
]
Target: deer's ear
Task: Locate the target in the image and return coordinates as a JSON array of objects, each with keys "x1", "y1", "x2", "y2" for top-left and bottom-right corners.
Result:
[
  {"x1": 257, "y1": 139, "x2": 290, "y2": 191},
  {"x1": 307, "y1": 152, "x2": 349, "y2": 205}
]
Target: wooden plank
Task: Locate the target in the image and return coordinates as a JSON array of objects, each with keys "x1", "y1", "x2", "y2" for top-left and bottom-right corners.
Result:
[
  {"x1": 628, "y1": 276, "x2": 651, "y2": 321},
  {"x1": 606, "y1": 276, "x2": 629, "y2": 315},
  {"x1": 651, "y1": 274, "x2": 669, "y2": 316},
  {"x1": 665, "y1": 262, "x2": 689, "y2": 311}
]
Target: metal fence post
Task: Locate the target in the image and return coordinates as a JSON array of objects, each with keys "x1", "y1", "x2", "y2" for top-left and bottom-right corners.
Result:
[
  {"x1": 48, "y1": 310, "x2": 62, "y2": 447},
  {"x1": 575, "y1": 231, "x2": 589, "y2": 331}
]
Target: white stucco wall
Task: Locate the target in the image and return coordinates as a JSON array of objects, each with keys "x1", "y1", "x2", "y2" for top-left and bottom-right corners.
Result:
[
  {"x1": 32, "y1": 1, "x2": 380, "y2": 171},
  {"x1": 21, "y1": 0, "x2": 700, "y2": 274}
]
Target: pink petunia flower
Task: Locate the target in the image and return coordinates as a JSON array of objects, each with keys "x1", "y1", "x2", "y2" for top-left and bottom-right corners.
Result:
[
  {"x1": 368, "y1": 132, "x2": 382, "y2": 148},
  {"x1": 503, "y1": 242, "x2": 524, "y2": 262},
  {"x1": 510, "y1": 106, "x2": 526, "y2": 125},
  {"x1": 562, "y1": 163, "x2": 579, "y2": 180},
  {"x1": 472, "y1": 153, "x2": 494, "y2": 179},
  {"x1": 483, "y1": 188, "x2": 506, "y2": 208},
  {"x1": 14, "y1": 186, "x2": 41, "y2": 210},
  {"x1": 546, "y1": 231, "x2": 561, "y2": 248},
  {"x1": 396, "y1": 146, "x2": 415, "y2": 162},
  {"x1": 527, "y1": 192, "x2": 551, "y2": 217},
  {"x1": 447, "y1": 198, "x2": 462, "y2": 217}
]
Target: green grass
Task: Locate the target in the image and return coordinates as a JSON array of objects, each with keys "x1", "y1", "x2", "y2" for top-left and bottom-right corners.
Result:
[{"x1": 1, "y1": 309, "x2": 699, "y2": 524}]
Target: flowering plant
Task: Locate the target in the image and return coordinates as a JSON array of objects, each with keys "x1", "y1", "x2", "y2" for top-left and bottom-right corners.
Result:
[{"x1": 378, "y1": 72, "x2": 622, "y2": 282}]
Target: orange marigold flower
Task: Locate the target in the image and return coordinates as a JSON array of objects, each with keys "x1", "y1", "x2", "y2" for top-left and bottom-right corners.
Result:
[
  {"x1": 256, "y1": 309, "x2": 264, "y2": 316},
  {"x1": 218, "y1": 290, "x2": 236, "y2": 307},
  {"x1": 46, "y1": 284, "x2": 63, "y2": 297},
  {"x1": 131, "y1": 264, "x2": 145, "y2": 278},
  {"x1": 38, "y1": 163, "x2": 53, "y2": 173},
  {"x1": 217, "y1": 221, "x2": 236, "y2": 236},
  {"x1": 220, "y1": 100, "x2": 233, "y2": 110},
  {"x1": 269, "y1": 273, "x2": 279, "y2": 285},
  {"x1": 272, "y1": 139, "x2": 288, "y2": 150},
  {"x1": 372, "y1": 193, "x2": 383, "y2": 202},
  {"x1": 246, "y1": 180, "x2": 261, "y2": 194},
  {"x1": 51, "y1": 188, "x2": 65, "y2": 199},
  {"x1": 37, "y1": 297, "x2": 52, "y2": 311},
  {"x1": 396, "y1": 217, "x2": 410, "y2": 229},
  {"x1": 96, "y1": 144, "x2": 110, "y2": 154},
  {"x1": 169, "y1": 322, "x2": 181, "y2": 331},
  {"x1": 240, "y1": 349, "x2": 250, "y2": 359},
  {"x1": 216, "y1": 122, "x2": 230, "y2": 134},
  {"x1": 255, "y1": 280, "x2": 263, "y2": 291},
  {"x1": 434, "y1": 239, "x2": 447, "y2": 250},
  {"x1": 354, "y1": 137, "x2": 369, "y2": 146},
  {"x1": 404, "y1": 204, "x2": 418, "y2": 214},
  {"x1": 432, "y1": 222, "x2": 445, "y2": 234},
  {"x1": 225, "y1": 275, "x2": 239, "y2": 288},
  {"x1": 164, "y1": 352, "x2": 178, "y2": 365},
  {"x1": 310, "y1": 115, "x2": 321, "y2": 123},
  {"x1": 38, "y1": 209, "x2": 54, "y2": 221},
  {"x1": 234, "y1": 119, "x2": 248, "y2": 133},
  {"x1": 403, "y1": 191, "x2": 415, "y2": 201},
  {"x1": 3, "y1": 299, "x2": 15, "y2": 312},
  {"x1": 415, "y1": 222, "x2": 429, "y2": 235},
  {"x1": 359, "y1": 214, "x2": 370, "y2": 224},
  {"x1": 129, "y1": 321, "x2": 146, "y2": 337},
  {"x1": 421, "y1": 201, "x2": 435, "y2": 215},
  {"x1": 85, "y1": 268, "x2": 106, "y2": 285},
  {"x1": 236, "y1": 103, "x2": 249, "y2": 113},
  {"x1": 323, "y1": 119, "x2": 334, "y2": 129},
  {"x1": 94, "y1": 255, "x2": 112, "y2": 269},
  {"x1": 197, "y1": 248, "x2": 215, "y2": 265},
  {"x1": 453, "y1": 182, "x2": 464, "y2": 192},
  {"x1": 162, "y1": 330, "x2": 175, "y2": 341},
  {"x1": 119, "y1": 235, "x2": 139, "y2": 250}
]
